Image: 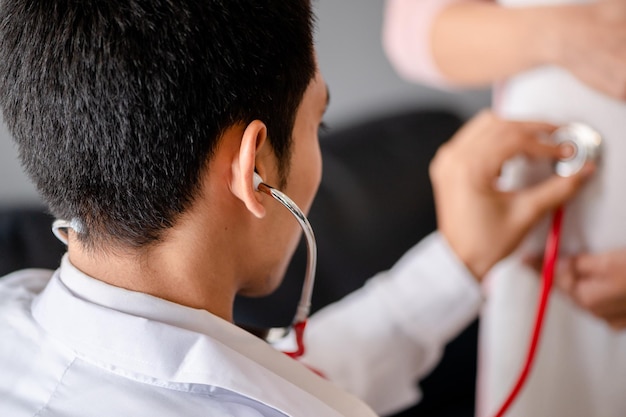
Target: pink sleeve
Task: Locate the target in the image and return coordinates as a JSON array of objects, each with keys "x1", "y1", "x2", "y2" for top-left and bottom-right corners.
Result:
[{"x1": 382, "y1": 0, "x2": 471, "y2": 88}]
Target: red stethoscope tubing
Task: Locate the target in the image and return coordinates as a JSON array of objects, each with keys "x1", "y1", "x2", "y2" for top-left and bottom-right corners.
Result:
[
  {"x1": 283, "y1": 320, "x2": 308, "y2": 359},
  {"x1": 492, "y1": 205, "x2": 564, "y2": 417}
]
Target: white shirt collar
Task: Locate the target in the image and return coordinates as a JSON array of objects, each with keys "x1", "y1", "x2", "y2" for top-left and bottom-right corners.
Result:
[
  {"x1": 32, "y1": 255, "x2": 376, "y2": 417},
  {"x1": 56, "y1": 254, "x2": 221, "y2": 336}
]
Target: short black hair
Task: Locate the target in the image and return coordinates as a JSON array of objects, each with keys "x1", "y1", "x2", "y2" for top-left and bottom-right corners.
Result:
[{"x1": 0, "y1": 0, "x2": 315, "y2": 247}]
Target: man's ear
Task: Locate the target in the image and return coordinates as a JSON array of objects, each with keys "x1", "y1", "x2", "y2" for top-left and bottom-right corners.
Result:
[{"x1": 231, "y1": 120, "x2": 267, "y2": 219}]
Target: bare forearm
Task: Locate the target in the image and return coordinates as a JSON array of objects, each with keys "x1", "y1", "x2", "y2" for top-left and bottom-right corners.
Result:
[
  {"x1": 431, "y1": 1, "x2": 555, "y2": 86},
  {"x1": 386, "y1": 0, "x2": 626, "y2": 98}
]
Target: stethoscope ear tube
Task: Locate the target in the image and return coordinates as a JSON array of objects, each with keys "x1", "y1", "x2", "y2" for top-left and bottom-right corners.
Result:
[
  {"x1": 256, "y1": 181, "x2": 317, "y2": 324},
  {"x1": 254, "y1": 175, "x2": 318, "y2": 358}
]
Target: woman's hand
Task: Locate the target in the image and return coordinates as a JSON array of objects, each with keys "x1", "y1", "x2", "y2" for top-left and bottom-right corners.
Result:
[
  {"x1": 555, "y1": 249, "x2": 626, "y2": 330},
  {"x1": 542, "y1": 0, "x2": 626, "y2": 100}
]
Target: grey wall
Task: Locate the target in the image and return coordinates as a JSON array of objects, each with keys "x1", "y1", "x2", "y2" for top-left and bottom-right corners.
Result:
[
  {"x1": 0, "y1": 117, "x2": 39, "y2": 204},
  {"x1": 0, "y1": 0, "x2": 490, "y2": 205},
  {"x1": 314, "y1": 1, "x2": 490, "y2": 128}
]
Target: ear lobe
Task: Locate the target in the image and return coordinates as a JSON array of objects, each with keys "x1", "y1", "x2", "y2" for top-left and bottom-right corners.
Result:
[{"x1": 231, "y1": 120, "x2": 267, "y2": 219}]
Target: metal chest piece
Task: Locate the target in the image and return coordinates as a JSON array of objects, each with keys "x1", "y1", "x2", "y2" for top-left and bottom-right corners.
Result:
[{"x1": 552, "y1": 123, "x2": 602, "y2": 177}]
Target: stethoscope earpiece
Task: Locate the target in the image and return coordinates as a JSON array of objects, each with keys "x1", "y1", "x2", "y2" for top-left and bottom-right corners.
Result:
[
  {"x1": 253, "y1": 172, "x2": 264, "y2": 191},
  {"x1": 52, "y1": 219, "x2": 70, "y2": 245},
  {"x1": 51, "y1": 218, "x2": 84, "y2": 246}
]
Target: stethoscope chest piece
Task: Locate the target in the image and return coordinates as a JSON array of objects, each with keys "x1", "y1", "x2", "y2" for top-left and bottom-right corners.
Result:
[{"x1": 552, "y1": 122, "x2": 602, "y2": 177}]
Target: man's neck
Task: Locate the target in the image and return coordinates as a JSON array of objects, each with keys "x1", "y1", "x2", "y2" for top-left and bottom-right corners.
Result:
[{"x1": 66, "y1": 225, "x2": 237, "y2": 322}]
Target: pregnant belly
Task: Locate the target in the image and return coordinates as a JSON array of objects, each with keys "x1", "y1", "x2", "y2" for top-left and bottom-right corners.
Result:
[{"x1": 497, "y1": 65, "x2": 626, "y2": 255}]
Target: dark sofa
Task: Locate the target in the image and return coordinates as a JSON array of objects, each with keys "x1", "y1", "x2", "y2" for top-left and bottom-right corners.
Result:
[{"x1": 0, "y1": 108, "x2": 477, "y2": 417}]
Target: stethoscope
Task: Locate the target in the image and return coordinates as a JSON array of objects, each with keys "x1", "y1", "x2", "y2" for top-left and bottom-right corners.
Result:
[
  {"x1": 51, "y1": 123, "x2": 601, "y2": 408},
  {"x1": 493, "y1": 122, "x2": 602, "y2": 417},
  {"x1": 250, "y1": 122, "x2": 604, "y2": 384},
  {"x1": 251, "y1": 123, "x2": 604, "y2": 385},
  {"x1": 51, "y1": 171, "x2": 319, "y2": 360}
]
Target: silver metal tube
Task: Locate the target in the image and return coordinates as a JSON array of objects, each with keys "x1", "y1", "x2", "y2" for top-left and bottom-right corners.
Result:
[{"x1": 257, "y1": 182, "x2": 318, "y2": 326}]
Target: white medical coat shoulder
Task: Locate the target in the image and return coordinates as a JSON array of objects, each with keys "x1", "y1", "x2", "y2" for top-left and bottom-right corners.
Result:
[
  {"x1": 0, "y1": 259, "x2": 376, "y2": 417},
  {"x1": 0, "y1": 233, "x2": 481, "y2": 417}
]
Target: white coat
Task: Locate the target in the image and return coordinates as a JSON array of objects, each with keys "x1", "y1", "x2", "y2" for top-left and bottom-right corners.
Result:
[{"x1": 0, "y1": 233, "x2": 481, "y2": 416}]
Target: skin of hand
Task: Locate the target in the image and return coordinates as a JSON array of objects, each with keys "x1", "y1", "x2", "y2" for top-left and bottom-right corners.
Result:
[
  {"x1": 430, "y1": 0, "x2": 626, "y2": 100},
  {"x1": 527, "y1": 250, "x2": 626, "y2": 330},
  {"x1": 430, "y1": 110, "x2": 594, "y2": 280}
]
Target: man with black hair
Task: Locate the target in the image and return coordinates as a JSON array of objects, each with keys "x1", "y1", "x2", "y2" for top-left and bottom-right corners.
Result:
[{"x1": 0, "y1": 1, "x2": 591, "y2": 416}]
